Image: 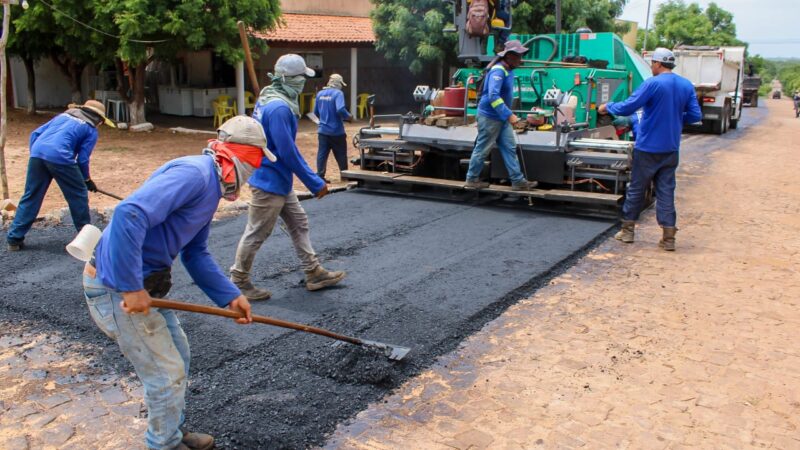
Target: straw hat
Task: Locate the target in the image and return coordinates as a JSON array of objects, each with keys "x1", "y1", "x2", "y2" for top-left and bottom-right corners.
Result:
[{"x1": 78, "y1": 100, "x2": 116, "y2": 127}]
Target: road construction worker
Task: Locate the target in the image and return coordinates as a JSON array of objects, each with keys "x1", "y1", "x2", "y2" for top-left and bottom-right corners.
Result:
[
  {"x1": 465, "y1": 39, "x2": 537, "y2": 191},
  {"x1": 6, "y1": 100, "x2": 115, "y2": 251},
  {"x1": 599, "y1": 48, "x2": 702, "y2": 251},
  {"x1": 314, "y1": 73, "x2": 352, "y2": 181},
  {"x1": 81, "y1": 116, "x2": 265, "y2": 450},
  {"x1": 230, "y1": 54, "x2": 346, "y2": 301}
]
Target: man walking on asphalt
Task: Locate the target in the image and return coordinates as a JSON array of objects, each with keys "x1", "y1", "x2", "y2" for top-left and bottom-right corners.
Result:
[
  {"x1": 230, "y1": 54, "x2": 346, "y2": 301},
  {"x1": 599, "y1": 48, "x2": 702, "y2": 251},
  {"x1": 465, "y1": 39, "x2": 537, "y2": 191},
  {"x1": 6, "y1": 100, "x2": 115, "y2": 251},
  {"x1": 81, "y1": 116, "x2": 266, "y2": 450},
  {"x1": 314, "y1": 73, "x2": 352, "y2": 182}
]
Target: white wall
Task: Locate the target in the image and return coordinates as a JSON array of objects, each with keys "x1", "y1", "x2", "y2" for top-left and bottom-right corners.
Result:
[{"x1": 10, "y1": 57, "x2": 77, "y2": 108}]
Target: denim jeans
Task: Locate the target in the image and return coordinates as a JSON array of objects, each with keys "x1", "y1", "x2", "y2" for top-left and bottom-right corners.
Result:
[
  {"x1": 83, "y1": 269, "x2": 189, "y2": 450},
  {"x1": 623, "y1": 150, "x2": 680, "y2": 227},
  {"x1": 316, "y1": 133, "x2": 348, "y2": 179},
  {"x1": 466, "y1": 115, "x2": 525, "y2": 184},
  {"x1": 7, "y1": 157, "x2": 90, "y2": 245},
  {"x1": 230, "y1": 188, "x2": 319, "y2": 282}
]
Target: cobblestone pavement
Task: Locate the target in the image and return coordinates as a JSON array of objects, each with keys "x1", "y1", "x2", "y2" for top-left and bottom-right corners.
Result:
[
  {"x1": 326, "y1": 102, "x2": 800, "y2": 449},
  {"x1": 0, "y1": 325, "x2": 144, "y2": 449}
]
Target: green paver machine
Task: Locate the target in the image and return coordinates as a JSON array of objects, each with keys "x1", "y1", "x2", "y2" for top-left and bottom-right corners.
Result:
[{"x1": 343, "y1": 0, "x2": 652, "y2": 215}]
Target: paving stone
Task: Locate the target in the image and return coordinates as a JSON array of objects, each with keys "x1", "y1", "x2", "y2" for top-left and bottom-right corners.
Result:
[
  {"x1": 40, "y1": 423, "x2": 75, "y2": 446},
  {"x1": 452, "y1": 428, "x2": 494, "y2": 450},
  {"x1": 99, "y1": 387, "x2": 128, "y2": 405},
  {"x1": 24, "y1": 412, "x2": 57, "y2": 429},
  {"x1": 3, "y1": 436, "x2": 29, "y2": 450},
  {"x1": 4, "y1": 404, "x2": 39, "y2": 420},
  {"x1": 111, "y1": 403, "x2": 142, "y2": 418},
  {"x1": 30, "y1": 393, "x2": 70, "y2": 410}
]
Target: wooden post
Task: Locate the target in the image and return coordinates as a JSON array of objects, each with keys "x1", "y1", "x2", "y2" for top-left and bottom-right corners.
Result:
[
  {"x1": 350, "y1": 47, "x2": 357, "y2": 119},
  {"x1": 0, "y1": 1, "x2": 12, "y2": 200},
  {"x1": 237, "y1": 21, "x2": 260, "y2": 93}
]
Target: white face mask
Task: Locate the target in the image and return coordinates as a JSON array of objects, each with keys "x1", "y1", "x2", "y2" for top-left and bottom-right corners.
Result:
[{"x1": 222, "y1": 158, "x2": 256, "y2": 202}]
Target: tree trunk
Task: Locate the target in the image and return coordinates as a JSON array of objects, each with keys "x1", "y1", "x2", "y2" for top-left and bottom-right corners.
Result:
[
  {"x1": 0, "y1": 4, "x2": 11, "y2": 200},
  {"x1": 127, "y1": 61, "x2": 147, "y2": 125},
  {"x1": 23, "y1": 57, "x2": 36, "y2": 115},
  {"x1": 51, "y1": 54, "x2": 84, "y2": 105}
]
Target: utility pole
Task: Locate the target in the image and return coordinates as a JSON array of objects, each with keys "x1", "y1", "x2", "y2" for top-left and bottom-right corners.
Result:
[
  {"x1": 642, "y1": 0, "x2": 653, "y2": 54},
  {"x1": 0, "y1": 0, "x2": 25, "y2": 200},
  {"x1": 555, "y1": 0, "x2": 562, "y2": 34}
]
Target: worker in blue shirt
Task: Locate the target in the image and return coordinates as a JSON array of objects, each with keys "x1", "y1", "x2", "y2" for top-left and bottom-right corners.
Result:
[
  {"x1": 314, "y1": 73, "x2": 352, "y2": 181},
  {"x1": 6, "y1": 100, "x2": 115, "y2": 251},
  {"x1": 82, "y1": 116, "x2": 272, "y2": 450},
  {"x1": 599, "y1": 48, "x2": 702, "y2": 251},
  {"x1": 230, "y1": 54, "x2": 346, "y2": 301},
  {"x1": 465, "y1": 39, "x2": 537, "y2": 191}
]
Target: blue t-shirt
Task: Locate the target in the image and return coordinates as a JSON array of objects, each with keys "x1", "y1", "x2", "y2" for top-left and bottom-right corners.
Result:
[
  {"x1": 94, "y1": 155, "x2": 240, "y2": 307},
  {"x1": 477, "y1": 64, "x2": 515, "y2": 122},
  {"x1": 250, "y1": 100, "x2": 325, "y2": 196},
  {"x1": 314, "y1": 88, "x2": 351, "y2": 136},
  {"x1": 29, "y1": 113, "x2": 98, "y2": 179},
  {"x1": 607, "y1": 73, "x2": 702, "y2": 153}
]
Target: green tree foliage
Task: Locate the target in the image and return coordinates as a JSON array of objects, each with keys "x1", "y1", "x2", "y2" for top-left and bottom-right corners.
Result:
[
  {"x1": 371, "y1": 0, "x2": 628, "y2": 75},
  {"x1": 637, "y1": 1, "x2": 744, "y2": 50}
]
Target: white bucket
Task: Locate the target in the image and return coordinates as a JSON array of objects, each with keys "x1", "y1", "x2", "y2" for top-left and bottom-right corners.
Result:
[{"x1": 66, "y1": 224, "x2": 102, "y2": 262}]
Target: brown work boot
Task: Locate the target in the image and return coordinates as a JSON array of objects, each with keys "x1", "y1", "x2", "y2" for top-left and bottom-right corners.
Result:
[
  {"x1": 659, "y1": 226, "x2": 677, "y2": 251},
  {"x1": 230, "y1": 277, "x2": 272, "y2": 301},
  {"x1": 305, "y1": 266, "x2": 346, "y2": 291},
  {"x1": 181, "y1": 431, "x2": 214, "y2": 450},
  {"x1": 465, "y1": 179, "x2": 490, "y2": 189},
  {"x1": 614, "y1": 220, "x2": 635, "y2": 243},
  {"x1": 511, "y1": 180, "x2": 538, "y2": 191}
]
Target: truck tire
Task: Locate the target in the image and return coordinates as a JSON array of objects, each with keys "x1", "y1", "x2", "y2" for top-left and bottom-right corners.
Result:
[
  {"x1": 752, "y1": 96, "x2": 758, "y2": 108},
  {"x1": 730, "y1": 118, "x2": 738, "y2": 129},
  {"x1": 711, "y1": 119, "x2": 724, "y2": 135}
]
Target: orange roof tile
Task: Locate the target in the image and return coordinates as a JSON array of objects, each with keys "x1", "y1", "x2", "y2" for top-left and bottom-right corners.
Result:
[{"x1": 252, "y1": 14, "x2": 376, "y2": 44}]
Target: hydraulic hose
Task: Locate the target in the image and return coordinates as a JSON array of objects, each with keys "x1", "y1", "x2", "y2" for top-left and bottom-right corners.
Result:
[{"x1": 521, "y1": 35, "x2": 559, "y2": 62}]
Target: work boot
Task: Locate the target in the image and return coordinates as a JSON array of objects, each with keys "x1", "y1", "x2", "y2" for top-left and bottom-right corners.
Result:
[
  {"x1": 614, "y1": 220, "x2": 635, "y2": 243},
  {"x1": 305, "y1": 266, "x2": 346, "y2": 291},
  {"x1": 659, "y1": 226, "x2": 677, "y2": 251},
  {"x1": 6, "y1": 241, "x2": 22, "y2": 252},
  {"x1": 511, "y1": 180, "x2": 538, "y2": 191},
  {"x1": 464, "y1": 179, "x2": 490, "y2": 189},
  {"x1": 230, "y1": 277, "x2": 272, "y2": 301},
  {"x1": 182, "y1": 431, "x2": 214, "y2": 450}
]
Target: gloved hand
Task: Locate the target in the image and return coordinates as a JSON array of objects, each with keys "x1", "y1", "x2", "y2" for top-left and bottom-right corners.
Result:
[{"x1": 85, "y1": 179, "x2": 98, "y2": 192}]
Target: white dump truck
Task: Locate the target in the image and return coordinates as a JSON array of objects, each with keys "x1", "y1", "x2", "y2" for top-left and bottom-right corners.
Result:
[{"x1": 671, "y1": 45, "x2": 745, "y2": 134}]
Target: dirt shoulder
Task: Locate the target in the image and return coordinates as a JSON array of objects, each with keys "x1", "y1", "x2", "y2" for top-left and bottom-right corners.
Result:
[
  {"x1": 3, "y1": 110, "x2": 365, "y2": 216},
  {"x1": 327, "y1": 99, "x2": 800, "y2": 449}
]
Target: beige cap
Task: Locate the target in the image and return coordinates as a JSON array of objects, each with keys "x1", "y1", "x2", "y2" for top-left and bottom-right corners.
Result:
[
  {"x1": 329, "y1": 74, "x2": 347, "y2": 87},
  {"x1": 80, "y1": 100, "x2": 116, "y2": 127},
  {"x1": 217, "y1": 116, "x2": 277, "y2": 162}
]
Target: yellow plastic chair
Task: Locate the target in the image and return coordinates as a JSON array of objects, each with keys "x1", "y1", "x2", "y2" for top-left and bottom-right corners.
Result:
[
  {"x1": 299, "y1": 92, "x2": 315, "y2": 114},
  {"x1": 357, "y1": 93, "x2": 371, "y2": 119},
  {"x1": 244, "y1": 91, "x2": 256, "y2": 113},
  {"x1": 212, "y1": 98, "x2": 236, "y2": 128},
  {"x1": 216, "y1": 95, "x2": 236, "y2": 114}
]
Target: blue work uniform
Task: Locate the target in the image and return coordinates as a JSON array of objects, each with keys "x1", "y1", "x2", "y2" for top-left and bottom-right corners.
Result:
[
  {"x1": 314, "y1": 88, "x2": 352, "y2": 179},
  {"x1": 7, "y1": 112, "x2": 99, "y2": 246},
  {"x1": 466, "y1": 63, "x2": 526, "y2": 184},
  {"x1": 606, "y1": 72, "x2": 702, "y2": 227},
  {"x1": 250, "y1": 100, "x2": 325, "y2": 195},
  {"x1": 83, "y1": 154, "x2": 241, "y2": 449}
]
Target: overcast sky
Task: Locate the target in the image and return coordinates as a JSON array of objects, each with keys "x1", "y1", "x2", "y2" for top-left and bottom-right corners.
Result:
[{"x1": 619, "y1": 0, "x2": 800, "y2": 58}]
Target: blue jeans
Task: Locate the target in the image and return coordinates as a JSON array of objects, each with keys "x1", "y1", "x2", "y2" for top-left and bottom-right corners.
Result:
[
  {"x1": 83, "y1": 270, "x2": 190, "y2": 450},
  {"x1": 623, "y1": 150, "x2": 679, "y2": 227},
  {"x1": 7, "y1": 157, "x2": 90, "y2": 245},
  {"x1": 316, "y1": 133, "x2": 348, "y2": 178},
  {"x1": 466, "y1": 115, "x2": 525, "y2": 183}
]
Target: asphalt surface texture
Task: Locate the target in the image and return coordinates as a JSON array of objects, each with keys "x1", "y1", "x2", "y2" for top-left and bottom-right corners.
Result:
[{"x1": 0, "y1": 105, "x2": 764, "y2": 449}]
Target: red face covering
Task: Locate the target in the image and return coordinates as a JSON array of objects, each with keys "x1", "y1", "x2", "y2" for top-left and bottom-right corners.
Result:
[{"x1": 207, "y1": 140, "x2": 265, "y2": 184}]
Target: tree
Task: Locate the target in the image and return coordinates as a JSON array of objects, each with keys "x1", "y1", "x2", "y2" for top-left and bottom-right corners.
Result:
[
  {"x1": 512, "y1": 0, "x2": 628, "y2": 36},
  {"x1": 638, "y1": 1, "x2": 744, "y2": 50},
  {"x1": 8, "y1": 5, "x2": 55, "y2": 114}
]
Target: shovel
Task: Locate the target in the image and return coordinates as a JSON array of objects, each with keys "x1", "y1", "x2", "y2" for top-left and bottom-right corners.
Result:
[
  {"x1": 149, "y1": 299, "x2": 411, "y2": 361},
  {"x1": 96, "y1": 188, "x2": 124, "y2": 201}
]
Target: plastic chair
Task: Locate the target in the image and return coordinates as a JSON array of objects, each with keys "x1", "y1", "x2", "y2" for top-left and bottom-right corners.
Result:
[
  {"x1": 244, "y1": 91, "x2": 256, "y2": 113},
  {"x1": 299, "y1": 92, "x2": 315, "y2": 114},
  {"x1": 212, "y1": 98, "x2": 236, "y2": 128},
  {"x1": 357, "y1": 93, "x2": 371, "y2": 119},
  {"x1": 216, "y1": 95, "x2": 237, "y2": 114}
]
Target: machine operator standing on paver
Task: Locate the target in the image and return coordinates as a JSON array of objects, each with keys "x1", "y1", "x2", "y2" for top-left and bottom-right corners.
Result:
[
  {"x1": 464, "y1": 39, "x2": 538, "y2": 191},
  {"x1": 81, "y1": 116, "x2": 269, "y2": 450},
  {"x1": 314, "y1": 73, "x2": 352, "y2": 182},
  {"x1": 6, "y1": 100, "x2": 115, "y2": 251},
  {"x1": 599, "y1": 48, "x2": 702, "y2": 251},
  {"x1": 230, "y1": 54, "x2": 346, "y2": 302}
]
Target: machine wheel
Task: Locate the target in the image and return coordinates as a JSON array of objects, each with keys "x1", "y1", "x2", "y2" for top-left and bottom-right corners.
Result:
[
  {"x1": 730, "y1": 118, "x2": 739, "y2": 129},
  {"x1": 711, "y1": 118, "x2": 724, "y2": 135}
]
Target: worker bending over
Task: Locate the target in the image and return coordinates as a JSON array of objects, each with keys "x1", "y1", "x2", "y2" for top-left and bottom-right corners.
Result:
[
  {"x1": 599, "y1": 48, "x2": 702, "y2": 251},
  {"x1": 82, "y1": 116, "x2": 266, "y2": 450},
  {"x1": 465, "y1": 40, "x2": 537, "y2": 191},
  {"x1": 314, "y1": 73, "x2": 352, "y2": 182},
  {"x1": 230, "y1": 54, "x2": 346, "y2": 301},
  {"x1": 7, "y1": 100, "x2": 114, "y2": 251}
]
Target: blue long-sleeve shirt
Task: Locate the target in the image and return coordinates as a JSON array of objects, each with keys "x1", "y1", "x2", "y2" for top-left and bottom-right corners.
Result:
[
  {"x1": 314, "y1": 88, "x2": 351, "y2": 136},
  {"x1": 606, "y1": 73, "x2": 702, "y2": 153},
  {"x1": 477, "y1": 64, "x2": 515, "y2": 122},
  {"x1": 29, "y1": 113, "x2": 98, "y2": 179},
  {"x1": 94, "y1": 155, "x2": 240, "y2": 307},
  {"x1": 250, "y1": 100, "x2": 325, "y2": 196}
]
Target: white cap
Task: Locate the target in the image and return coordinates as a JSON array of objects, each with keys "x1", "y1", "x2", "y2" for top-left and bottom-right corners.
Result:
[
  {"x1": 217, "y1": 116, "x2": 277, "y2": 162},
  {"x1": 274, "y1": 54, "x2": 315, "y2": 77},
  {"x1": 651, "y1": 48, "x2": 676, "y2": 65}
]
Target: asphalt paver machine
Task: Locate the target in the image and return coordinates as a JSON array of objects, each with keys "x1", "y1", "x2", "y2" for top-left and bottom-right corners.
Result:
[{"x1": 343, "y1": 0, "x2": 652, "y2": 215}]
